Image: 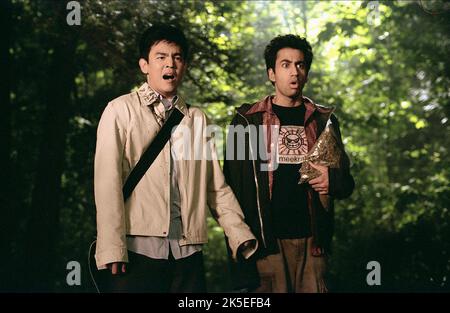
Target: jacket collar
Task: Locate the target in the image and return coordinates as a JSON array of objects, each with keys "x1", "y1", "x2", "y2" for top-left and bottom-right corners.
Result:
[
  {"x1": 244, "y1": 95, "x2": 334, "y2": 124},
  {"x1": 137, "y1": 82, "x2": 189, "y2": 117}
]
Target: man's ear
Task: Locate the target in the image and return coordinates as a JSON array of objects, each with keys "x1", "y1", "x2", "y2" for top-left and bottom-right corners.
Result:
[
  {"x1": 268, "y1": 68, "x2": 275, "y2": 84},
  {"x1": 138, "y1": 58, "x2": 148, "y2": 75}
]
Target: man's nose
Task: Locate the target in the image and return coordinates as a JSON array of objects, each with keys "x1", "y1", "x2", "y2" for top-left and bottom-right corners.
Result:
[{"x1": 165, "y1": 58, "x2": 176, "y2": 69}]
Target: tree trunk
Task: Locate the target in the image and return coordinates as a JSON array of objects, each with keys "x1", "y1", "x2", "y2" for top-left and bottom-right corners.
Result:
[
  {"x1": 24, "y1": 3, "x2": 78, "y2": 291},
  {"x1": 301, "y1": 1, "x2": 308, "y2": 37},
  {"x1": 0, "y1": 0, "x2": 14, "y2": 292}
]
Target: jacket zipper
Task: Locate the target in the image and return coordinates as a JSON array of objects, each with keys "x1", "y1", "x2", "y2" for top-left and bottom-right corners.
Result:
[{"x1": 237, "y1": 111, "x2": 267, "y2": 248}]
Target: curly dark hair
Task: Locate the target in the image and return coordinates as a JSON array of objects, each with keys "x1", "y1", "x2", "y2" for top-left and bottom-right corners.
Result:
[
  {"x1": 139, "y1": 23, "x2": 190, "y2": 62},
  {"x1": 264, "y1": 34, "x2": 313, "y2": 73}
]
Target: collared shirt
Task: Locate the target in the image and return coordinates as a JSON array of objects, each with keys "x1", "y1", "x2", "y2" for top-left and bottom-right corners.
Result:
[{"x1": 126, "y1": 84, "x2": 202, "y2": 260}]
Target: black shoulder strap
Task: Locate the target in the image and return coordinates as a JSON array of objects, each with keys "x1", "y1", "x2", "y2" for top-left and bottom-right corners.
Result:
[{"x1": 122, "y1": 108, "x2": 185, "y2": 201}]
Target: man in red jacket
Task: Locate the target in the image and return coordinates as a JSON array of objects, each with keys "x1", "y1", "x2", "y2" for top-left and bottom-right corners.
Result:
[{"x1": 224, "y1": 34, "x2": 355, "y2": 293}]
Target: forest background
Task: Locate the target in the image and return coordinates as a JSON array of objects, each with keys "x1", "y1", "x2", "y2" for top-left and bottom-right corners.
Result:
[{"x1": 0, "y1": 0, "x2": 448, "y2": 292}]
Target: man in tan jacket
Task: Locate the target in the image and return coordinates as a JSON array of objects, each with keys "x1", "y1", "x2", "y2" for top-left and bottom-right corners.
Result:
[{"x1": 94, "y1": 24, "x2": 257, "y2": 292}]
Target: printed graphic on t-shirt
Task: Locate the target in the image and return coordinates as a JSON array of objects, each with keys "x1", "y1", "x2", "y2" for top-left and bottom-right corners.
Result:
[{"x1": 277, "y1": 126, "x2": 308, "y2": 164}]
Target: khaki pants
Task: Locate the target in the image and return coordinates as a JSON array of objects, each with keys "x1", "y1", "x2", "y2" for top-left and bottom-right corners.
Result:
[{"x1": 253, "y1": 237, "x2": 328, "y2": 293}]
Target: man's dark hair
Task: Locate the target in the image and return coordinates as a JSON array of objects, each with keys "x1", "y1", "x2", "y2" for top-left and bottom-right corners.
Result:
[
  {"x1": 139, "y1": 24, "x2": 190, "y2": 61},
  {"x1": 264, "y1": 34, "x2": 313, "y2": 73}
]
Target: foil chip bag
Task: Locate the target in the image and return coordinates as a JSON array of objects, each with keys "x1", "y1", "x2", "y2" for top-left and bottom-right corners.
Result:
[{"x1": 298, "y1": 119, "x2": 342, "y2": 185}]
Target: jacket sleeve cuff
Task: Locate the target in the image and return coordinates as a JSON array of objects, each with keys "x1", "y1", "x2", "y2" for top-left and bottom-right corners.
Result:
[
  {"x1": 95, "y1": 247, "x2": 129, "y2": 270},
  {"x1": 228, "y1": 228, "x2": 258, "y2": 260},
  {"x1": 239, "y1": 239, "x2": 258, "y2": 259}
]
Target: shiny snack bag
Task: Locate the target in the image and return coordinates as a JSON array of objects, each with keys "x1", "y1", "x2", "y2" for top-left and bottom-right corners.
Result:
[{"x1": 298, "y1": 120, "x2": 342, "y2": 185}]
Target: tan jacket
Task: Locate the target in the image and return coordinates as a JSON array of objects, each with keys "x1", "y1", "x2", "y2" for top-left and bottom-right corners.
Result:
[{"x1": 94, "y1": 83, "x2": 257, "y2": 268}]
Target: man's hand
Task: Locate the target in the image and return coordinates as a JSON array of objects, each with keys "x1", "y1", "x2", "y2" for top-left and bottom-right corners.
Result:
[
  {"x1": 308, "y1": 162, "x2": 329, "y2": 195},
  {"x1": 107, "y1": 262, "x2": 127, "y2": 275},
  {"x1": 311, "y1": 246, "x2": 325, "y2": 257}
]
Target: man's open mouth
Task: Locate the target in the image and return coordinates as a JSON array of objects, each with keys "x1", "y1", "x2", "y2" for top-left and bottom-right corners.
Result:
[{"x1": 163, "y1": 74, "x2": 176, "y2": 81}]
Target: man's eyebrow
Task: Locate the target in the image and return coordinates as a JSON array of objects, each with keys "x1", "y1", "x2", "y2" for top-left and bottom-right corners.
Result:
[
  {"x1": 279, "y1": 59, "x2": 306, "y2": 63},
  {"x1": 155, "y1": 52, "x2": 183, "y2": 57}
]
